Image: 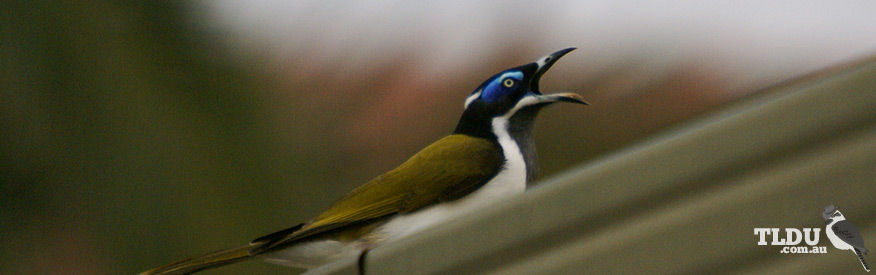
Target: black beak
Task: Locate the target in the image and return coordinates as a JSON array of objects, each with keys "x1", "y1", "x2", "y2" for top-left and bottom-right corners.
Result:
[
  {"x1": 529, "y1": 48, "x2": 587, "y2": 105},
  {"x1": 531, "y1": 47, "x2": 576, "y2": 93}
]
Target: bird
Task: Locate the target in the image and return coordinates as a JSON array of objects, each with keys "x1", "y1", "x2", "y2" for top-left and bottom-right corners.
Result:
[
  {"x1": 141, "y1": 48, "x2": 586, "y2": 274},
  {"x1": 823, "y1": 204, "x2": 870, "y2": 272}
]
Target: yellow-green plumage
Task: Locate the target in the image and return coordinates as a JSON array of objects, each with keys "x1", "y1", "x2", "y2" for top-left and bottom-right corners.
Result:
[
  {"x1": 143, "y1": 134, "x2": 502, "y2": 274},
  {"x1": 254, "y1": 134, "x2": 503, "y2": 252}
]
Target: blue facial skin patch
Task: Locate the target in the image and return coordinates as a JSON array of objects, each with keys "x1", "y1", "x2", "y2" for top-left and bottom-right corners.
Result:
[{"x1": 481, "y1": 70, "x2": 523, "y2": 103}]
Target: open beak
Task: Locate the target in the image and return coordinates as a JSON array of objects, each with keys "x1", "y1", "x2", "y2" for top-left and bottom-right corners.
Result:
[
  {"x1": 536, "y1": 92, "x2": 587, "y2": 105},
  {"x1": 531, "y1": 48, "x2": 587, "y2": 105}
]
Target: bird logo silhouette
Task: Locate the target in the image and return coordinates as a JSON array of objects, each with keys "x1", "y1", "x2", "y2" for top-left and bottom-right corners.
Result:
[{"x1": 823, "y1": 204, "x2": 870, "y2": 272}]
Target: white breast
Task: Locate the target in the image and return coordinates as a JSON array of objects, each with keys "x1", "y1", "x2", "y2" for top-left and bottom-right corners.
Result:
[
  {"x1": 375, "y1": 116, "x2": 527, "y2": 241},
  {"x1": 265, "y1": 115, "x2": 530, "y2": 269}
]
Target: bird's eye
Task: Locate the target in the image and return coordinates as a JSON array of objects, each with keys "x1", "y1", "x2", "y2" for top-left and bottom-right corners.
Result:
[{"x1": 479, "y1": 70, "x2": 523, "y2": 103}]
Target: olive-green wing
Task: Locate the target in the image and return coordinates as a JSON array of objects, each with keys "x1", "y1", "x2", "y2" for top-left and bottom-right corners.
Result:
[{"x1": 251, "y1": 134, "x2": 502, "y2": 253}]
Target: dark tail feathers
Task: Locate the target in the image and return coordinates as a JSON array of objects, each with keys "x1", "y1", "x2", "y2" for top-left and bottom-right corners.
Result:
[
  {"x1": 140, "y1": 244, "x2": 255, "y2": 275},
  {"x1": 855, "y1": 248, "x2": 871, "y2": 272}
]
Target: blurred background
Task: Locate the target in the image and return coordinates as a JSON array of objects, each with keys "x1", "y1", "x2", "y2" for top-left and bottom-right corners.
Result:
[{"x1": 2, "y1": 1, "x2": 874, "y2": 274}]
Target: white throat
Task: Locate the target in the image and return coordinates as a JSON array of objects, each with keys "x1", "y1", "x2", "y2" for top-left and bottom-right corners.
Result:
[
  {"x1": 486, "y1": 115, "x2": 528, "y2": 195},
  {"x1": 484, "y1": 94, "x2": 542, "y2": 191}
]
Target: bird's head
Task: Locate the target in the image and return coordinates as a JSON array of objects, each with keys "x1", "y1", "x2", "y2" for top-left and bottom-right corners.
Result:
[
  {"x1": 454, "y1": 48, "x2": 586, "y2": 138},
  {"x1": 822, "y1": 204, "x2": 846, "y2": 224}
]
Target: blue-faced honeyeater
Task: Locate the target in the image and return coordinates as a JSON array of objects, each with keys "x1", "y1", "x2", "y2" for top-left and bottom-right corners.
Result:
[{"x1": 142, "y1": 48, "x2": 586, "y2": 274}]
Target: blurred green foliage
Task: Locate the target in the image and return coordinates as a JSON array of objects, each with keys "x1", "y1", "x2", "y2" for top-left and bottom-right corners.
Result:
[{"x1": 1, "y1": 2, "x2": 286, "y2": 273}]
